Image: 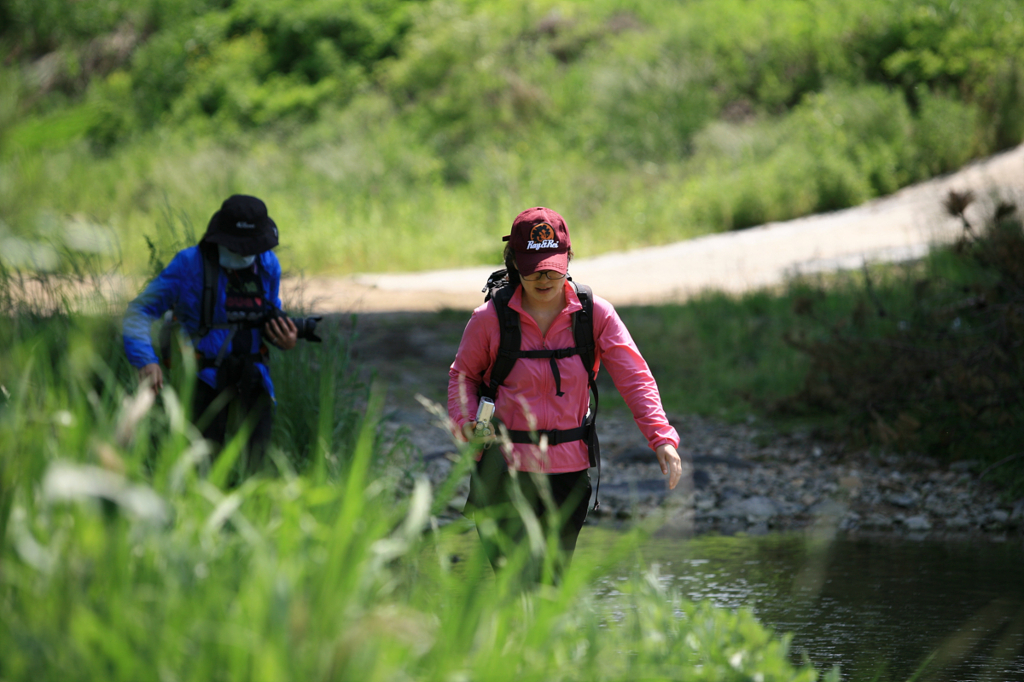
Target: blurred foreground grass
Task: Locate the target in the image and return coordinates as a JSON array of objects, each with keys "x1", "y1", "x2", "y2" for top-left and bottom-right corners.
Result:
[{"x1": 0, "y1": 271, "x2": 824, "y2": 681}]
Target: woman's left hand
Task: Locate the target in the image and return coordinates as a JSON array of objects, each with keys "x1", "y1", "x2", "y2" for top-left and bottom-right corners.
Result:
[
  {"x1": 656, "y1": 444, "x2": 683, "y2": 490},
  {"x1": 265, "y1": 316, "x2": 298, "y2": 350}
]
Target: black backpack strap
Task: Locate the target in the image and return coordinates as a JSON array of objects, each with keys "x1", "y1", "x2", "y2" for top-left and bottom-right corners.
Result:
[
  {"x1": 157, "y1": 245, "x2": 220, "y2": 367},
  {"x1": 571, "y1": 282, "x2": 599, "y2": 431},
  {"x1": 198, "y1": 243, "x2": 220, "y2": 338},
  {"x1": 505, "y1": 424, "x2": 589, "y2": 446},
  {"x1": 514, "y1": 346, "x2": 580, "y2": 396},
  {"x1": 572, "y1": 281, "x2": 602, "y2": 510},
  {"x1": 481, "y1": 284, "x2": 521, "y2": 401}
]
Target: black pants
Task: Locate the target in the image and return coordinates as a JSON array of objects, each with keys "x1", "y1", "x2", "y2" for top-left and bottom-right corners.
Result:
[
  {"x1": 465, "y1": 441, "x2": 592, "y2": 585},
  {"x1": 193, "y1": 380, "x2": 274, "y2": 473}
]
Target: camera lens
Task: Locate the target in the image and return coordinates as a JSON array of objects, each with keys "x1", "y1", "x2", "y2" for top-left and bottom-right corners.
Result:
[{"x1": 291, "y1": 316, "x2": 323, "y2": 342}]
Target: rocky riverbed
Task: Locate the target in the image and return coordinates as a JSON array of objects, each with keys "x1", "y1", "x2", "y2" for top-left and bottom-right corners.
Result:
[
  {"x1": 343, "y1": 311, "x2": 1022, "y2": 539},
  {"x1": 383, "y1": 405, "x2": 1024, "y2": 539}
]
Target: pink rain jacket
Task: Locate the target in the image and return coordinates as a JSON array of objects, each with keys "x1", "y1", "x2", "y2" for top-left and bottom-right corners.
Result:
[{"x1": 448, "y1": 281, "x2": 680, "y2": 473}]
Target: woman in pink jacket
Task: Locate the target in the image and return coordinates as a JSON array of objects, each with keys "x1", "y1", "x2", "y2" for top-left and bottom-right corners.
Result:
[{"x1": 448, "y1": 207, "x2": 682, "y2": 583}]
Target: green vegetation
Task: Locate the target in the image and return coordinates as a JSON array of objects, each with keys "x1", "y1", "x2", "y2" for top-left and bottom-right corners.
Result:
[
  {"x1": 0, "y1": 273, "x2": 825, "y2": 681},
  {"x1": 2, "y1": 217, "x2": 1018, "y2": 680},
  {"x1": 3, "y1": 1, "x2": 1022, "y2": 674},
  {"x1": 620, "y1": 194, "x2": 1024, "y2": 498},
  {"x1": 3, "y1": 0, "x2": 1024, "y2": 274}
]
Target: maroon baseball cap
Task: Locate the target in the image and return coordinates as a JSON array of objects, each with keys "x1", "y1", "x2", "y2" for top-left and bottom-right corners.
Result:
[{"x1": 503, "y1": 207, "x2": 571, "y2": 275}]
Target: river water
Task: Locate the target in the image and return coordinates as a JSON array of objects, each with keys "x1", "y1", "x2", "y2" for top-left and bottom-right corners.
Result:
[{"x1": 592, "y1": 531, "x2": 1024, "y2": 681}]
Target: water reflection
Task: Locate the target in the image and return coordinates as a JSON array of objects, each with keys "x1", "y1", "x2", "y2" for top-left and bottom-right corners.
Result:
[{"x1": 591, "y1": 532, "x2": 1024, "y2": 681}]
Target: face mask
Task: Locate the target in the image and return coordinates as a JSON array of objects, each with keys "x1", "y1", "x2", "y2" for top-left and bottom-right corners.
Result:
[{"x1": 218, "y1": 244, "x2": 256, "y2": 270}]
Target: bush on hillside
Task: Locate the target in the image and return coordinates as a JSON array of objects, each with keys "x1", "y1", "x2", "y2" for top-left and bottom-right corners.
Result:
[
  {"x1": 10, "y1": 0, "x2": 1022, "y2": 162},
  {"x1": 129, "y1": 0, "x2": 412, "y2": 131},
  {"x1": 774, "y1": 191, "x2": 1024, "y2": 495},
  {"x1": 5, "y1": 0, "x2": 1024, "y2": 276}
]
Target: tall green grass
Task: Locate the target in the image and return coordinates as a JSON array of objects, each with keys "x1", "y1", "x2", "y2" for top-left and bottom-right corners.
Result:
[
  {"x1": 614, "y1": 287, "x2": 817, "y2": 422},
  {"x1": 613, "y1": 264, "x2": 941, "y2": 422}
]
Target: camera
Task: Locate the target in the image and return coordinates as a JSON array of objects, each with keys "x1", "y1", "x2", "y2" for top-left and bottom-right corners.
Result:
[
  {"x1": 474, "y1": 397, "x2": 495, "y2": 439},
  {"x1": 225, "y1": 307, "x2": 323, "y2": 343},
  {"x1": 282, "y1": 311, "x2": 323, "y2": 343}
]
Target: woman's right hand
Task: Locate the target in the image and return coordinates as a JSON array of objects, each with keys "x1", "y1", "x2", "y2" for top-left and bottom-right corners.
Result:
[
  {"x1": 138, "y1": 363, "x2": 164, "y2": 394},
  {"x1": 461, "y1": 420, "x2": 496, "y2": 445},
  {"x1": 656, "y1": 444, "x2": 684, "y2": 490}
]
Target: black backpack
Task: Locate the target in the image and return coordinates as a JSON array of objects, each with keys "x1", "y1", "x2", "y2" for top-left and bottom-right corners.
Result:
[{"x1": 479, "y1": 269, "x2": 602, "y2": 509}]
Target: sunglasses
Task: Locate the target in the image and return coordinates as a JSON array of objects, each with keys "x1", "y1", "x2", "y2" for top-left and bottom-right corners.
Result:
[{"x1": 521, "y1": 270, "x2": 567, "y2": 282}]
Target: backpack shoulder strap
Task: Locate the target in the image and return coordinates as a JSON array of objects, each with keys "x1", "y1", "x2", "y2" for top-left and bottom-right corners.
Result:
[
  {"x1": 198, "y1": 244, "x2": 220, "y2": 338},
  {"x1": 570, "y1": 281, "x2": 596, "y2": 382},
  {"x1": 480, "y1": 284, "x2": 520, "y2": 400},
  {"x1": 571, "y1": 281, "x2": 602, "y2": 492},
  {"x1": 570, "y1": 281, "x2": 599, "y2": 424}
]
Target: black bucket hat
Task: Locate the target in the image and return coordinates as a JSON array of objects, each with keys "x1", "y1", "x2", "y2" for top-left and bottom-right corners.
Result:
[{"x1": 201, "y1": 195, "x2": 279, "y2": 256}]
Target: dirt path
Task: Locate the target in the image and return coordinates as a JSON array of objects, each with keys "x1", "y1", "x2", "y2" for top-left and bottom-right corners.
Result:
[{"x1": 286, "y1": 143, "x2": 1024, "y2": 314}]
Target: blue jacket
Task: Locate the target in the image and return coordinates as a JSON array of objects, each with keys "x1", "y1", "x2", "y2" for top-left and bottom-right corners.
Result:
[{"x1": 123, "y1": 246, "x2": 283, "y2": 399}]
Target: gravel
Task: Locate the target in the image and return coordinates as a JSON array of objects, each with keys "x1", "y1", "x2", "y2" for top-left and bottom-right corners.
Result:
[{"x1": 386, "y1": 408, "x2": 1023, "y2": 539}]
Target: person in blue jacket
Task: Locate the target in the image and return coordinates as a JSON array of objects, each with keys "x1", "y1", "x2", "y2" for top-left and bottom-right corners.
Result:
[{"x1": 123, "y1": 194, "x2": 298, "y2": 469}]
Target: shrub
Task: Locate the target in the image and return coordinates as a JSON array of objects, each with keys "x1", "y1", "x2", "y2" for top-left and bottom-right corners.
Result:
[
  {"x1": 774, "y1": 191, "x2": 1024, "y2": 496},
  {"x1": 912, "y1": 91, "x2": 981, "y2": 176}
]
